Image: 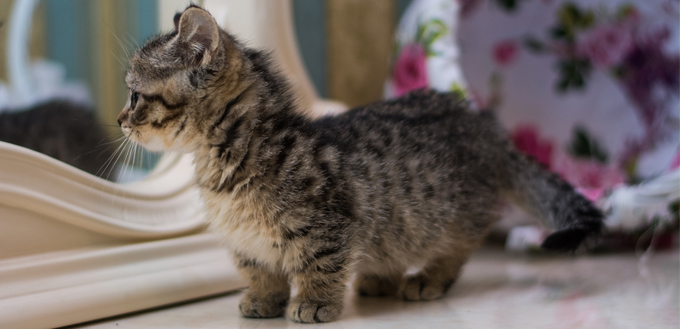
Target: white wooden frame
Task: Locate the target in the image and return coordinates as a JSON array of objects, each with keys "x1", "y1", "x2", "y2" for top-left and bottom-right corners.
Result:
[{"x1": 0, "y1": 1, "x2": 343, "y2": 327}]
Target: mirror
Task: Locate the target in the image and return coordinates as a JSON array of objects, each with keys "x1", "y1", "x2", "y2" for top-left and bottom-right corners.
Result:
[{"x1": 0, "y1": 0, "x2": 179, "y2": 183}]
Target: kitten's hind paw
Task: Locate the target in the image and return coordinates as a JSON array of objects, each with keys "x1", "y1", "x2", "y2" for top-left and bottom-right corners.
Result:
[
  {"x1": 287, "y1": 298, "x2": 342, "y2": 323},
  {"x1": 400, "y1": 274, "x2": 455, "y2": 301},
  {"x1": 355, "y1": 274, "x2": 399, "y2": 297},
  {"x1": 238, "y1": 289, "x2": 288, "y2": 318}
]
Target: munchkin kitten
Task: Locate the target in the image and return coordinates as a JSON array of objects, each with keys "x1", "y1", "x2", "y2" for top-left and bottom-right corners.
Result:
[{"x1": 118, "y1": 6, "x2": 603, "y2": 323}]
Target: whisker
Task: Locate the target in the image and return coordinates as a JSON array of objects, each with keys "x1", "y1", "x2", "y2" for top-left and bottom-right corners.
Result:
[
  {"x1": 95, "y1": 138, "x2": 126, "y2": 179},
  {"x1": 111, "y1": 50, "x2": 127, "y2": 71},
  {"x1": 120, "y1": 142, "x2": 138, "y2": 199},
  {"x1": 110, "y1": 139, "x2": 133, "y2": 204},
  {"x1": 64, "y1": 116, "x2": 124, "y2": 129},
  {"x1": 130, "y1": 142, "x2": 139, "y2": 182},
  {"x1": 100, "y1": 135, "x2": 127, "y2": 146},
  {"x1": 90, "y1": 138, "x2": 128, "y2": 191},
  {"x1": 119, "y1": 140, "x2": 133, "y2": 183},
  {"x1": 108, "y1": 24, "x2": 131, "y2": 60},
  {"x1": 140, "y1": 146, "x2": 146, "y2": 171},
  {"x1": 126, "y1": 33, "x2": 140, "y2": 49},
  {"x1": 105, "y1": 23, "x2": 131, "y2": 72},
  {"x1": 106, "y1": 138, "x2": 130, "y2": 183},
  {"x1": 73, "y1": 135, "x2": 126, "y2": 161},
  {"x1": 121, "y1": 138, "x2": 137, "y2": 182}
]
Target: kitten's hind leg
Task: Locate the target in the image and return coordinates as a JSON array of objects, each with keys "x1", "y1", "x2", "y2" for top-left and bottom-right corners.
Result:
[
  {"x1": 355, "y1": 273, "x2": 402, "y2": 297},
  {"x1": 236, "y1": 256, "x2": 290, "y2": 318},
  {"x1": 400, "y1": 253, "x2": 469, "y2": 301}
]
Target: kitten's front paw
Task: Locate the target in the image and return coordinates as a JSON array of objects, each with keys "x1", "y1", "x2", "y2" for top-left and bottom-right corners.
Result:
[
  {"x1": 239, "y1": 289, "x2": 288, "y2": 318},
  {"x1": 400, "y1": 274, "x2": 455, "y2": 301},
  {"x1": 287, "y1": 297, "x2": 342, "y2": 323}
]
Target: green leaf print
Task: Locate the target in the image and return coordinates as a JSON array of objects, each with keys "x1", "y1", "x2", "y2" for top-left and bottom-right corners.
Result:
[
  {"x1": 523, "y1": 35, "x2": 546, "y2": 54},
  {"x1": 416, "y1": 19, "x2": 447, "y2": 57},
  {"x1": 567, "y1": 126, "x2": 609, "y2": 163},
  {"x1": 556, "y1": 58, "x2": 592, "y2": 92},
  {"x1": 449, "y1": 83, "x2": 466, "y2": 99}
]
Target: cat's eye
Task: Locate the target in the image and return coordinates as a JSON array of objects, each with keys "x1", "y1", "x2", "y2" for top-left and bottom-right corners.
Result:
[{"x1": 130, "y1": 91, "x2": 140, "y2": 108}]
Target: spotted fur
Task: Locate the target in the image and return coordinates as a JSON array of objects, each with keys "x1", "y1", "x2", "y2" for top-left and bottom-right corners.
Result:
[{"x1": 118, "y1": 6, "x2": 603, "y2": 323}]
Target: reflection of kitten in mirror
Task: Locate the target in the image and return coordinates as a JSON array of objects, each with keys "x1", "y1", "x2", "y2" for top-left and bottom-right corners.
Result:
[
  {"x1": 118, "y1": 6, "x2": 603, "y2": 323},
  {"x1": 0, "y1": 100, "x2": 116, "y2": 179}
]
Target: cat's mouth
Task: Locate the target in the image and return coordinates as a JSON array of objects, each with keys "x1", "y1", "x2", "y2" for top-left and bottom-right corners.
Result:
[
  {"x1": 121, "y1": 125, "x2": 143, "y2": 145},
  {"x1": 122, "y1": 124, "x2": 181, "y2": 152},
  {"x1": 121, "y1": 125, "x2": 133, "y2": 137}
]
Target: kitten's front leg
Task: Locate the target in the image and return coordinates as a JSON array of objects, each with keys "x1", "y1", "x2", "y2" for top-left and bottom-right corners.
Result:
[
  {"x1": 287, "y1": 246, "x2": 352, "y2": 323},
  {"x1": 235, "y1": 255, "x2": 290, "y2": 318}
]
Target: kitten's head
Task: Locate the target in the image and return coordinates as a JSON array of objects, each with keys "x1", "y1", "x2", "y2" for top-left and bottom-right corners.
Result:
[{"x1": 118, "y1": 5, "x2": 242, "y2": 152}]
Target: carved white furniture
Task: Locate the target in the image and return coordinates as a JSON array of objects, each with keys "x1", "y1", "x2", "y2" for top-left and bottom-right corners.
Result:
[{"x1": 0, "y1": 1, "x2": 343, "y2": 328}]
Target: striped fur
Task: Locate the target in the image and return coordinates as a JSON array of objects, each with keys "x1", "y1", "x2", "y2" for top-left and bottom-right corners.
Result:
[{"x1": 118, "y1": 6, "x2": 603, "y2": 323}]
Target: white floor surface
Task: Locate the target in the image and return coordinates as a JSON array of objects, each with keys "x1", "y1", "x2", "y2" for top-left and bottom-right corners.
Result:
[{"x1": 71, "y1": 246, "x2": 679, "y2": 329}]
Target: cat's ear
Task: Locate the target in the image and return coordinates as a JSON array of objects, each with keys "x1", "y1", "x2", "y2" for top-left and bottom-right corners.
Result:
[
  {"x1": 175, "y1": 7, "x2": 220, "y2": 66},
  {"x1": 173, "y1": 12, "x2": 181, "y2": 31}
]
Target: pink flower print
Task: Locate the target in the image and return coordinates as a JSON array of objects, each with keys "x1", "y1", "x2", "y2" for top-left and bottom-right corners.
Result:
[
  {"x1": 393, "y1": 44, "x2": 429, "y2": 97},
  {"x1": 577, "y1": 187, "x2": 606, "y2": 202},
  {"x1": 492, "y1": 40, "x2": 518, "y2": 67},
  {"x1": 670, "y1": 151, "x2": 680, "y2": 170},
  {"x1": 617, "y1": 26, "x2": 678, "y2": 166},
  {"x1": 511, "y1": 125, "x2": 554, "y2": 168},
  {"x1": 553, "y1": 154, "x2": 625, "y2": 193},
  {"x1": 577, "y1": 24, "x2": 634, "y2": 68},
  {"x1": 510, "y1": 126, "x2": 624, "y2": 202}
]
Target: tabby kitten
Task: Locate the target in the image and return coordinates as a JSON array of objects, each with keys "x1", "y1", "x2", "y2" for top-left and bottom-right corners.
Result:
[{"x1": 118, "y1": 6, "x2": 603, "y2": 323}]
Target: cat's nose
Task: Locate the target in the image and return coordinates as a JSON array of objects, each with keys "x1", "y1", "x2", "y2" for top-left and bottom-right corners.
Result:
[{"x1": 117, "y1": 111, "x2": 127, "y2": 126}]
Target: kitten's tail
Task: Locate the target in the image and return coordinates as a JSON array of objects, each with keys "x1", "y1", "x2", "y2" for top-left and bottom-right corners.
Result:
[{"x1": 505, "y1": 150, "x2": 604, "y2": 252}]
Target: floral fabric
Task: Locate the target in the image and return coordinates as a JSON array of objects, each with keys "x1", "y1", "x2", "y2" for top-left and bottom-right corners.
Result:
[
  {"x1": 385, "y1": 0, "x2": 468, "y2": 98},
  {"x1": 387, "y1": 0, "x2": 679, "y2": 233}
]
